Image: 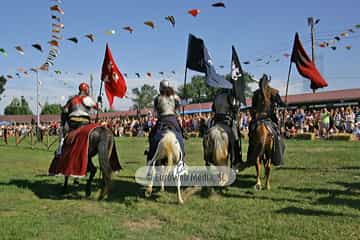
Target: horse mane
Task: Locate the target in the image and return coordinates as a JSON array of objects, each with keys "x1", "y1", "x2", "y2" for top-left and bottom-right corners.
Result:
[{"x1": 261, "y1": 85, "x2": 272, "y2": 108}]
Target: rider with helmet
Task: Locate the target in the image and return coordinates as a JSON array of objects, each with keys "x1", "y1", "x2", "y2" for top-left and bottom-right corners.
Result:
[
  {"x1": 56, "y1": 83, "x2": 99, "y2": 157},
  {"x1": 62, "y1": 82, "x2": 99, "y2": 130},
  {"x1": 211, "y1": 89, "x2": 244, "y2": 169},
  {"x1": 146, "y1": 80, "x2": 184, "y2": 162}
]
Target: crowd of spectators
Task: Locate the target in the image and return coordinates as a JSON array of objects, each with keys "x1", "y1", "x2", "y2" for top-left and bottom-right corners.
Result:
[{"x1": 1, "y1": 106, "x2": 360, "y2": 143}]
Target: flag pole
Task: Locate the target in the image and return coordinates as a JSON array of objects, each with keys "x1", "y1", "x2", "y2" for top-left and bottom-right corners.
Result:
[
  {"x1": 182, "y1": 67, "x2": 188, "y2": 118},
  {"x1": 282, "y1": 60, "x2": 293, "y2": 131},
  {"x1": 95, "y1": 79, "x2": 104, "y2": 123},
  {"x1": 284, "y1": 61, "x2": 292, "y2": 104}
]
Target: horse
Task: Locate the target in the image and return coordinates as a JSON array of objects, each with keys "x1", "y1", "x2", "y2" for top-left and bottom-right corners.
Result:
[
  {"x1": 247, "y1": 122, "x2": 273, "y2": 191},
  {"x1": 145, "y1": 130, "x2": 184, "y2": 204},
  {"x1": 203, "y1": 125, "x2": 232, "y2": 186},
  {"x1": 53, "y1": 126, "x2": 119, "y2": 200}
]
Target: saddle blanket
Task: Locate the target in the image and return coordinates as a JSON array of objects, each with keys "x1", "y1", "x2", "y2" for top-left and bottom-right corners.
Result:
[{"x1": 48, "y1": 124, "x2": 122, "y2": 177}]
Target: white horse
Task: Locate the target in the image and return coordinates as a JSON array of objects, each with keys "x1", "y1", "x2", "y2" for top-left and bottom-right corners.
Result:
[{"x1": 145, "y1": 130, "x2": 185, "y2": 204}]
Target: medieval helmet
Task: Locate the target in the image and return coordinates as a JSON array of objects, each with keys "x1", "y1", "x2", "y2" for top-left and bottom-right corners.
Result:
[
  {"x1": 79, "y1": 82, "x2": 90, "y2": 95},
  {"x1": 159, "y1": 79, "x2": 170, "y2": 91}
]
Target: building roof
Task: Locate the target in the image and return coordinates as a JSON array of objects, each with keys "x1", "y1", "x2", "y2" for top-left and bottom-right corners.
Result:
[{"x1": 283, "y1": 88, "x2": 360, "y2": 105}]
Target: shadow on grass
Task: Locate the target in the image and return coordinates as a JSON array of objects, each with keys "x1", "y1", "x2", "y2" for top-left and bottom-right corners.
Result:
[
  {"x1": 0, "y1": 175, "x2": 153, "y2": 203},
  {"x1": 276, "y1": 207, "x2": 357, "y2": 217},
  {"x1": 0, "y1": 178, "x2": 83, "y2": 200},
  {"x1": 280, "y1": 181, "x2": 360, "y2": 210},
  {"x1": 277, "y1": 166, "x2": 360, "y2": 171}
]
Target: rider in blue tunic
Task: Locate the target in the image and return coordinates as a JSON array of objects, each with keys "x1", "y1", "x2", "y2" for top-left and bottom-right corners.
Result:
[{"x1": 146, "y1": 80, "x2": 184, "y2": 163}]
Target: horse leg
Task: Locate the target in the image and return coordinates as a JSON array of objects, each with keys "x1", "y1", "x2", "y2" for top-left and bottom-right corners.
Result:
[
  {"x1": 160, "y1": 165, "x2": 165, "y2": 192},
  {"x1": 145, "y1": 164, "x2": 156, "y2": 197},
  {"x1": 85, "y1": 159, "x2": 97, "y2": 197},
  {"x1": 98, "y1": 139, "x2": 113, "y2": 200},
  {"x1": 265, "y1": 160, "x2": 271, "y2": 190},
  {"x1": 62, "y1": 176, "x2": 69, "y2": 194},
  {"x1": 254, "y1": 157, "x2": 262, "y2": 191},
  {"x1": 73, "y1": 178, "x2": 80, "y2": 185},
  {"x1": 177, "y1": 175, "x2": 184, "y2": 204}
]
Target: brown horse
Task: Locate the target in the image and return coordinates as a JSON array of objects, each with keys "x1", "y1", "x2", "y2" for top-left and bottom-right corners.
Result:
[
  {"x1": 247, "y1": 122, "x2": 273, "y2": 190},
  {"x1": 54, "y1": 126, "x2": 119, "y2": 199}
]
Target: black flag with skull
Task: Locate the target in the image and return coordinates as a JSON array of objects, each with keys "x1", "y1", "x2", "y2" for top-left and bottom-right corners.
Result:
[{"x1": 231, "y1": 46, "x2": 246, "y2": 105}]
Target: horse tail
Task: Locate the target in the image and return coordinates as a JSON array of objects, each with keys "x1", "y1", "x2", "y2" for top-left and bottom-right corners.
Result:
[
  {"x1": 152, "y1": 131, "x2": 180, "y2": 167},
  {"x1": 248, "y1": 123, "x2": 268, "y2": 162},
  {"x1": 205, "y1": 126, "x2": 228, "y2": 166},
  {"x1": 97, "y1": 127, "x2": 113, "y2": 197}
]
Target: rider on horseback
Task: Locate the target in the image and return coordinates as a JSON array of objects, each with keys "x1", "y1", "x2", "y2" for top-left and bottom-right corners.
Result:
[
  {"x1": 62, "y1": 82, "x2": 99, "y2": 130},
  {"x1": 146, "y1": 80, "x2": 184, "y2": 163},
  {"x1": 56, "y1": 82, "x2": 99, "y2": 156},
  {"x1": 212, "y1": 88, "x2": 244, "y2": 170},
  {"x1": 247, "y1": 74, "x2": 286, "y2": 166}
]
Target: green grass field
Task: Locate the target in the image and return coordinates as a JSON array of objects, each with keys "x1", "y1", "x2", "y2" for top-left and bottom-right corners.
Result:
[{"x1": 0, "y1": 137, "x2": 359, "y2": 240}]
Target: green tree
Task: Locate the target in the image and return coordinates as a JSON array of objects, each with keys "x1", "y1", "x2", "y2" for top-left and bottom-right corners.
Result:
[
  {"x1": 178, "y1": 72, "x2": 256, "y2": 104},
  {"x1": 41, "y1": 102, "x2": 62, "y2": 115},
  {"x1": 0, "y1": 75, "x2": 7, "y2": 100},
  {"x1": 131, "y1": 84, "x2": 158, "y2": 110},
  {"x1": 177, "y1": 75, "x2": 220, "y2": 103},
  {"x1": 4, "y1": 96, "x2": 33, "y2": 115}
]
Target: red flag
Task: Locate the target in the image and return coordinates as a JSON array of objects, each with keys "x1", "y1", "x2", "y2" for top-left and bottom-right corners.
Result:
[
  {"x1": 291, "y1": 33, "x2": 328, "y2": 91},
  {"x1": 101, "y1": 44, "x2": 127, "y2": 108}
]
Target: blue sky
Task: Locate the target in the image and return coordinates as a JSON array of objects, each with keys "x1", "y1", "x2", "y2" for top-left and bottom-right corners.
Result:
[{"x1": 0, "y1": 0, "x2": 359, "y2": 113}]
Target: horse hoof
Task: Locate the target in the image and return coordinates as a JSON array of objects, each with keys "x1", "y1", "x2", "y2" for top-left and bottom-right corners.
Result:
[
  {"x1": 145, "y1": 190, "x2": 152, "y2": 198},
  {"x1": 98, "y1": 192, "x2": 106, "y2": 200},
  {"x1": 85, "y1": 190, "x2": 91, "y2": 197},
  {"x1": 254, "y1": 184, "x2": 262, "y2": 191},
  {"x1": 178, "y1": 199, "x2": 184, "y2": 205}
]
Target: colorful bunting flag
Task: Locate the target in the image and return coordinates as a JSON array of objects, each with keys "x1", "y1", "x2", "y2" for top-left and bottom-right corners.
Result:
[
  {"x1": 165, "y1": 16, "x2": 175, "y2": 27},
  {"x1": 212, "y1": 2, "x2": 226, "y2": 8},
  {"x1": 85, "y1": 34, "x2": 95, "y2": 42},
  {"x1": 188, "y1": 9, "x2": 200, "y2": 17},
  {"x1": 144, "y1": 21, "x2": 155, "y2": 29},
  {"x1": 15, "y1": 46, "x2": 25, "y2": 55},
  {"x1": 50, "y1": 5, "x2": 64, "y2": 15}
]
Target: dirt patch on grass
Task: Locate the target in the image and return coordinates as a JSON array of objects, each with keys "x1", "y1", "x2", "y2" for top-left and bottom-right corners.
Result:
[
  {"x1": 0, "y1": 210, "x2": 18, "y2": 217},
  {"x1": 124, "y1": 216, "x2": 164, "y2": 231}
]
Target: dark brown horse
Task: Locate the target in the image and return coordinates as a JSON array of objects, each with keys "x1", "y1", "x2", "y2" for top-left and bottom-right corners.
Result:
[
  {"x1": 59, "y1": 126, "x2": 119, "y2": 199},
  {"x1": 247, "y1": 122, "x2": 273, "y2": 190}
]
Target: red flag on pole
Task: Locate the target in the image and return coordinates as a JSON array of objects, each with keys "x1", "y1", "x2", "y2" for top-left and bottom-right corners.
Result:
[
  {"x1": 291, "y1": 33, "x2": 328, "y2": 91},
  {"x1": 101, "y1": 44, "x2": 127, "y2": 108}
]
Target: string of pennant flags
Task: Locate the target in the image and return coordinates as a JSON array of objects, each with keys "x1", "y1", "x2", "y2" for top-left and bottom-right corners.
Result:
[
  {"x1": 1, "y1": 0, "x2": 359, "y2": 81},
  {"x1": 316, "y1": 24, "x2": 360, "y2": 51},
  {"x1": 0, "y1": 1, "x2": 226, "y2": 58},
  {"x1": 0, "y1": 1, "x2": 228, "y2": 80}
]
